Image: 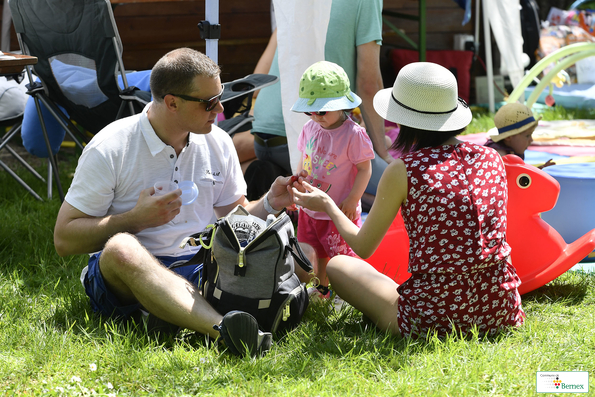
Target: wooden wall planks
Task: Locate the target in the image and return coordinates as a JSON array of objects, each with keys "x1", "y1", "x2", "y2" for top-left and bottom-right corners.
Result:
[
  {"x1": 382, "y1": 0, "x2": 474, "y2": 51},
  {"x1": 1, "y1": 0, "x2": 477, "y2": 84},
  {"x1": 111, "y1": 0, "x2": 272, "y2": 79}
]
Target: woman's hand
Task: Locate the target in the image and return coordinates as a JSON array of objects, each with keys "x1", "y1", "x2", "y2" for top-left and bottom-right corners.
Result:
[{"x1": 290, "y1": 180, "x2": 334, "y2": 214}]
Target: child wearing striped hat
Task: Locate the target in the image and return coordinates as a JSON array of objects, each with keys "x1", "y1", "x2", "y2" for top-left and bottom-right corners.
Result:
[{"x1": 485, "y1": 103, "x2": 555, "y2": 168}]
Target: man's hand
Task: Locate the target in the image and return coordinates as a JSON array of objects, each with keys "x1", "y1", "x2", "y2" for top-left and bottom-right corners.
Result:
[
  {"x1": 130, "y1": 187, "x2": 182, "y2": 230},
  {"x1": 268, "y1": 170, "x2": 309, "y2": 212}
]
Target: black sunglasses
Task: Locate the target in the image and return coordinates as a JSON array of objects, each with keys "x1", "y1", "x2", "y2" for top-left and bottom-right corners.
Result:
[
  {"x1": 163, "y1": 86, "x2": 224, "y2": 111},
  {"x1": 304, "y1": 111, "x2": 327, "y2": 116}
]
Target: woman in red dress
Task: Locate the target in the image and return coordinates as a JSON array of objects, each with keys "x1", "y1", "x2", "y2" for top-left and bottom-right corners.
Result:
[{"x1": 290, "y1": 62, "x2": 525, "y2": 338}]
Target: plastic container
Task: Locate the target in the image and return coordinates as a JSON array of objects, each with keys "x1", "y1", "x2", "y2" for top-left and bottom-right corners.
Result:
[{"x1": 542, "y1": 163, "x2": 595, "y2": 262}]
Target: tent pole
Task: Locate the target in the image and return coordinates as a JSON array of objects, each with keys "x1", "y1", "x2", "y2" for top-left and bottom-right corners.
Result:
[
  {"x1": 474, "y1": 0, "x2": 480, "y2": 57},
  {"x1": 481, "y1": 0, "x2": 495, "y2": 113},
  {"x1": 205, "y1": 0, "x2": 219, "y2": 64}
]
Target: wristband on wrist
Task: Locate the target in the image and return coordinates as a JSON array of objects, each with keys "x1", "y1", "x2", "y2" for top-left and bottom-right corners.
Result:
[{"x1": 263, "y1": 193, "x2": 283, "y2": 215}]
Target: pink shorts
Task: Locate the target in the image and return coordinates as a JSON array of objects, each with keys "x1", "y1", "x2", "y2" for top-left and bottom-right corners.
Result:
[{"x1": 297, "y1": 210, "x2": 361, "y2": 259}]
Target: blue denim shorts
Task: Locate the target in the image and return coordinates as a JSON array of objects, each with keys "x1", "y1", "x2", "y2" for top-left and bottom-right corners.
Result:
[{"x1": 82, "y1": 251, "x2": 201, "y2": 319}]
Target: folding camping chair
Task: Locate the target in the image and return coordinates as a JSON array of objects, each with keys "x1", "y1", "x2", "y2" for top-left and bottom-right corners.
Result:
[
  {"x1": 9, "y1": 0, "x2": 150, "y2": 201},
  {"x1": 0, "y1": 114, "x2": 45, "y2": 201},
  {"x1": 218, "y1": 73, "x2": 278, "y2": 136},
  {"x1": 0, "y1": 71, "x2": 47, "y2": 200}
]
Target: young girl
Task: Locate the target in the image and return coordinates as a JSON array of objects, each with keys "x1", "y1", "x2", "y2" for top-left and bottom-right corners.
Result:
[
  {"x1": 291, "y1": 62, "x2": 525, "y2": 337},
  {"x1": 290, "y1": 61, "x2": 374, "y2": 298}
]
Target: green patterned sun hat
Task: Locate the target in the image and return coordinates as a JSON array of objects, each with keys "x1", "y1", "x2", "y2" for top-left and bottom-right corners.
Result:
[{"x1": 291, "y1": 61, "x2": 361, "y2": 113}]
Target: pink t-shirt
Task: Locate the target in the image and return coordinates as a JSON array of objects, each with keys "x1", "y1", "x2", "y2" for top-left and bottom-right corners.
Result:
[{"x1": 297, "y1": 117, "x2": 374, "y2": 220}]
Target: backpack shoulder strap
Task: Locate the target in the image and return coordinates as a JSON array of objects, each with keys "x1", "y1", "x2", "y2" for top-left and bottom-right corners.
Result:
[
  {"x1": 170, "y1": 223, "x2": 218, "y2": 269},
  {"x1": 286, "y1": 236, "x2": 313, "y2": 273}
]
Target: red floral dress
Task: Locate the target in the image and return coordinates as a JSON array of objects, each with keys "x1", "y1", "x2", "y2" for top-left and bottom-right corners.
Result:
[{"x1": 396, "y1": 142, "x2": 525, "y2": 337}]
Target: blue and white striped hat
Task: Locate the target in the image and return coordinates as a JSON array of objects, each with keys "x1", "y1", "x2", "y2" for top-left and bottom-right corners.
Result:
[{"x1": 487, "y1": 103, "x2": 541, "y2": 142}]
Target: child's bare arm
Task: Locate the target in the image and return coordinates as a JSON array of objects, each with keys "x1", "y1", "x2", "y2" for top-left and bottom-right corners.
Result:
[
  {"x1": 339, "y1": 159, "x2": 372, "y2": 220},
  {"x1": 538, "y1": 159, "x2": 556, "y2": 169},
  {"x1": 297, "y1": 152, "x2": 304, "y2": 174}
]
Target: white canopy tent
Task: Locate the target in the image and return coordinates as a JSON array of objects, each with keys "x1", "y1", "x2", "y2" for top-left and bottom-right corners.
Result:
[
  {"x1": 204, "y1": 1, "x2": 219, "y2": 64},
  {"x1": 273, "y1": 0, "x2": 332, "y2": 173},
  {"x1": 479, "y1": 0, "x2": 527, "y2": 112}
]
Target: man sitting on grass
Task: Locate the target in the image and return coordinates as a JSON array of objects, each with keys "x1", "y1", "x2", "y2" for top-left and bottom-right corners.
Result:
[{"x1": 53, "y1": 48, "x2": 305, "y2": 357}]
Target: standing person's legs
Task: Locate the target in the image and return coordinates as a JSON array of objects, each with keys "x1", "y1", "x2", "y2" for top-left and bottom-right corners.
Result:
[
  {"x1": 244, "y1": 159, "x2": 287, "y2": 201},
  {"x1": 252, "y1": 132, "x2": 292, "y2": 175},
  {"x1": 362, "y1": 154, "x2": 389, "y2": 211},
  {"x1": 232, "y1": 130, "x2": 258, "y2": 173},
  {"x1": 97, "y1": 233, "x2": 222, "y2": 337},
  {"x1": 327, "y1": 256, "x2": 401, "y2": 335},
  {"x1": 365, "y1": 154, "x2": 388, "y2": 195}
]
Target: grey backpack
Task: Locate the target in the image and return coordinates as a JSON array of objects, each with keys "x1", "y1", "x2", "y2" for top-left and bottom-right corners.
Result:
[{"x1": 178, "y1": 205, "x2": 312, "y2": 335}]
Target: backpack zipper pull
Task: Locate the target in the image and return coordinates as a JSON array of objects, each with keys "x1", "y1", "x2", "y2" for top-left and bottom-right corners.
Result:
[
  {"x1": 238, "y1": 248, "x2": 245, "y2": 268},
  {"x1": 282, "y1": 303, "x2": 290, "y2": 321}
]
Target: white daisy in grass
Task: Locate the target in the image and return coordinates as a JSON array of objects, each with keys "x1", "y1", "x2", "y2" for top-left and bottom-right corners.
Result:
[{"x1": 89, "y1": 363, "x2": 97, "y2": 371}]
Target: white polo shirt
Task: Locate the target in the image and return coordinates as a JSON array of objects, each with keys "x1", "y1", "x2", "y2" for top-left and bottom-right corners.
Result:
[{"x1": 65, "y1": 103, "x2": 246, "y2": 257}]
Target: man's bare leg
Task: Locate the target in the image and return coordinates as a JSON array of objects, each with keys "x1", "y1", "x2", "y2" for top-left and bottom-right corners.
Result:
[{"x1": 99, "y1": 233, "x2": 221, "y2": 338}]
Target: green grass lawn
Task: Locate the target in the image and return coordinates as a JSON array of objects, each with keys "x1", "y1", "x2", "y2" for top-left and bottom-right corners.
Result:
[{"x1": 1, "y1": 107, "x2": 595, "y2": 396}]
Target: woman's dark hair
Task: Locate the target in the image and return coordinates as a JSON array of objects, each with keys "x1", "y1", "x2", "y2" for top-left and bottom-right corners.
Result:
[{"x1": 391, "y1": 125, "x2": 466, "y2": 153}]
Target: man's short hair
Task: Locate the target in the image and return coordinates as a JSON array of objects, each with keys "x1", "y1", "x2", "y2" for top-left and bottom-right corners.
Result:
[{"x1": 150, "y1": 47, "x2": 221, "y2": 102}]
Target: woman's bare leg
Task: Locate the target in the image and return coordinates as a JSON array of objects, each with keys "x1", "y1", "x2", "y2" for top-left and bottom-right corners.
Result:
[{"x1": 327, "y1": 255, "x2": 401, "y2": 335}]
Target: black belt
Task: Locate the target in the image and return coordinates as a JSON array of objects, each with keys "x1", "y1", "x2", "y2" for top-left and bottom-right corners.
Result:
[{"x1": 253, "y1": 133, "x2": 287, "y2": 148}]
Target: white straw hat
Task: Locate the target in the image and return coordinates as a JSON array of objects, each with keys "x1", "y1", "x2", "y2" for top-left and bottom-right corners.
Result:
[
  {"x1": 373, "y1": 62, "x2": 472, "y2": 131},
  {"x1": 487, "y1": 103, "x2": 541, "y2": 142}
]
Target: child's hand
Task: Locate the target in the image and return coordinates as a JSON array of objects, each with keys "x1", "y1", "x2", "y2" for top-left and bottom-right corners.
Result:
[
  {"x1": 339, "y1": 197, "x2": 358, "y2": 221},
  {"x1": 538, "y1": 159, "x2": 556, "y2": 169}
]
